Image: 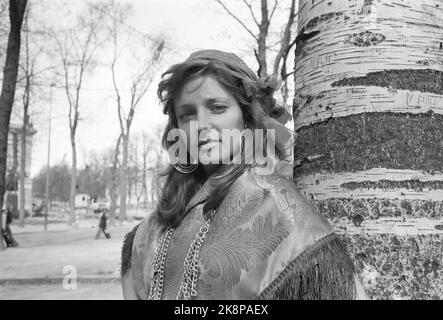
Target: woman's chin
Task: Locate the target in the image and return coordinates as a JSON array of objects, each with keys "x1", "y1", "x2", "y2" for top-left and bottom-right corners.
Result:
[{"x1": 198, "y1": 151, "x2": 233, "y2": 165}]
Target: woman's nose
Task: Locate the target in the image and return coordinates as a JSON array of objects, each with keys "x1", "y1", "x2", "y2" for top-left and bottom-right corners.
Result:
[{"x1": 197, "y1": 110, "x2": 211, "y2": 132}]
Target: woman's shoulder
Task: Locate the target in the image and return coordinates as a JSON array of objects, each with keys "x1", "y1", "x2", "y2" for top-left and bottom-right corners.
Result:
[
  {"x1": 247, "y1": 168, "x2": 333, "y2": 235},
  {"x1": 246, "y1": 168, "x2": 307, "y2": 209},
  {"x1": 120, "y1": 212, "x2": 161, "y2": 277},
  {"x1": 246, "y1": 171, "x2": 359, "y2": 299}
]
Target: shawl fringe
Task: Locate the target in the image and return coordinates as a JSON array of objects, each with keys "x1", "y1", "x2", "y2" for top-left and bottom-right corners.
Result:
[
  {"x1": 257, "y1": 233, "x2": 356, "y2": 300},
  {"x1": 120, "y1": 224, "x2": 140, "y2": 278}
]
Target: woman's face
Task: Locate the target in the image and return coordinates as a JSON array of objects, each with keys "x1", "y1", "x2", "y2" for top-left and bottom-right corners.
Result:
[{"x1": 174, "y1": 75, "x2": 245, "y2": 167}]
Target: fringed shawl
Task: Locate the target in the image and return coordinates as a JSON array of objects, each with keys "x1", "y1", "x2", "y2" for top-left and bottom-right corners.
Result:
[{"x1": 121, "y1": 168, "x2": 364, "y2": 300}]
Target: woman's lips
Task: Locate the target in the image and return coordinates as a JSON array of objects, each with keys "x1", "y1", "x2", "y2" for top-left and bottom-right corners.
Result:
[{"x1": 198, "y1": 140, "x2": 220, "y2": 150}]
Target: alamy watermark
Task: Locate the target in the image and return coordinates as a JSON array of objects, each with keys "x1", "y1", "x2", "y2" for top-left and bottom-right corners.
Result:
[
  {"x1": 166, "y1": 121, "x2": 278, "y2": 175},
  {"x1": 62, "y1": 265, "x2": 77, "y2": 290}
]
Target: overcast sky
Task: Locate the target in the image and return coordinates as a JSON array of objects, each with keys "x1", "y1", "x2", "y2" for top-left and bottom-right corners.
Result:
[{"x1": 14, "y1": 0, "x2": 294, "y2": 177}]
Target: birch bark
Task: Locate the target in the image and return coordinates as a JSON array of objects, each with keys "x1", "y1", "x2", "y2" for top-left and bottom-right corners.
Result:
[{"x1": 294, "y1": 0, "x2": 443, "y2": 299}]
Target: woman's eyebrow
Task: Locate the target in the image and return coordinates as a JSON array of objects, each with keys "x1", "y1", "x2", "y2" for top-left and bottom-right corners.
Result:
[
  {"x1": 176, "y1": 97, "x2": 231, "y2": 110},
  {"x1": 176, "y1": 103, "x2": 194, "y2": 110},
  {"x1": 206, "y1": 97, "x2": 230, "y2": 104}
]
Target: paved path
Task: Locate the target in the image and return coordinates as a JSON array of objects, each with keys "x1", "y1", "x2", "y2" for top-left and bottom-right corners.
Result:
[
  {"x1": 0, "y1": 282, "x2": 123, "y2": 300},
  {"x1": 0, "y1": 219, "x2": 138, "y2": 300}
]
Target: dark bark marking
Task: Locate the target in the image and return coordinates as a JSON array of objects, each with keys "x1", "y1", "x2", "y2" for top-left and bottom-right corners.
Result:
[
  {"x1": 331, "y1": 69, "x2": 443, "y2": 95},
  {"x1": 344, "y1": 30, "x2": 386, "y2": 47},
  {"x1": 294, "y1": 112, "x2": 443, "y2": 176},
  {"x1": 294, "y1": 28, "x2": 320, "y2": 58},
  {"x1": 359, "y1": 0, "x2": 374, "y2": 15},
  {"x1": 311, "y1": 198, "x2": 443, "y2": 220},
  {"x1": 339, "y1": 233, "x2": 442, "y2": 300},
  {"x1": 305, "y1": 12, "x2": 344, "y2": 30},
  {"x1": 341, "y1": 180, "x2": 443, "y2": 191}
]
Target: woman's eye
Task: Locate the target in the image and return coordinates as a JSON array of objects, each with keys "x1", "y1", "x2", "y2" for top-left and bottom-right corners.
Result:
[
  {"x1": 178, "y1": 111, "x2": 194, "y2": 121},
  {"x1": 211, "y1": 104, "x2": 227, "y2": 113}
]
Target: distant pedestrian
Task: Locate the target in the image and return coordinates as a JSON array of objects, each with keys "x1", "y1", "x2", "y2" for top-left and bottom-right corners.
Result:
[
  {"x1": 95, "y1": 210, "x2": 111, "y2": 239},
  {"x1": 2, "y1": 207, "x2": 18, "y2": 247}
]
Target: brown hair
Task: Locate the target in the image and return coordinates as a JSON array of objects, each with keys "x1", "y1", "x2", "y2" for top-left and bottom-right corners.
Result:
[{"x1": 156, "y1": 57, "x2": 284, "y2": 227}]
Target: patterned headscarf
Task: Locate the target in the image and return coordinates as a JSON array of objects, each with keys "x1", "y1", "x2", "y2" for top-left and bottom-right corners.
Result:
[
  {"x1": 184, "y1": 49, "x2": 291, "y2": 124},
  {"x1": 184, "y1": 50, "x2": 295, "y2": 164}
]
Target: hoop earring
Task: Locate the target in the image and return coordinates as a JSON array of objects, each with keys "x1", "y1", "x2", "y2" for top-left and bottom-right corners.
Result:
[
  {"x1": 174, "y1": 150, "x2": 198, "y2": 174},
  {"x1": 242, "y1": 127, "x2": 255, "y2": 164},
  {"x1": 230, "y1": 129, "x2": 247, "y2": 165}
]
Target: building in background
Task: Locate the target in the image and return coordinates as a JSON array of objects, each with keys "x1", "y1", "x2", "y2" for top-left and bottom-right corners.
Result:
[
  {"x1": 4, "y1": 122, "x2": 36, "y2": 217},
  {"x1": 74, "y1": 193, "x2": 91, "y2": 209}
]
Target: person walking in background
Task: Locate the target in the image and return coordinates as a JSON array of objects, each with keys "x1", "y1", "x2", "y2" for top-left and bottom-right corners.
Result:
[
  {"x1": 120, "y1": 49, "x2": 366, "y2": 300},
  {"x1": 2, "y1": 207, "x2": 18, "y2": 247},
  {"x1": 95, "y1": 210, "x2": 111, "y2": 239}
]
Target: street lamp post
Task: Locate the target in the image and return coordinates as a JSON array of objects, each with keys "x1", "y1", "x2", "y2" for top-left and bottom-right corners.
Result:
[{"x1": 44, "y1": 84, "x2": 55, "y2": 231}]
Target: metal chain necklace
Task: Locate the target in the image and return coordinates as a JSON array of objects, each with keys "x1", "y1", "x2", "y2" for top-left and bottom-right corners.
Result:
[
  {"x1": 148, "y1": 226, "x2": 174, "y2": 300},
  {"x1": 148, "y1": 216, "x2": 212, "y2": 300}
]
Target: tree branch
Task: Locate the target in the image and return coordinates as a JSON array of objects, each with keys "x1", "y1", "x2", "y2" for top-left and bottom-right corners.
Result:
[
  {"x1": 272, "y1": 0, "x2": 297, "y2": 76},
  {"x1": 214, "y1": 0, "x2": 258, "y2": 41},
  {"x1": 241, "y1": 0, "x2": 260, "y2": 27},
  {"x1": 269, "y1": 0, "x2": 278, "y2": 24}
]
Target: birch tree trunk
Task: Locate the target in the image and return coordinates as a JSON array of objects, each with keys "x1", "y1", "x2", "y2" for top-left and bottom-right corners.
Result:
[{"x1": 294, "y1": 0, "x2": 443, "y2": 300}]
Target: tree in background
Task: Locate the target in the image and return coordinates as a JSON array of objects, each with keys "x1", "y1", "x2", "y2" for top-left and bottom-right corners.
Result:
[
  {"x1": 32, "y1": 161, "x2": 70, "y2": 203},
  {"x1": 74, "y1": 142, "x2": 120, "y2": 226},
  {"x1": 129, "y1": 129, "x2": 168, "y2": 210},
  {"x1": 0, "y1": 0, "x2": 27, "y2": 251},
  {"x1": 108, "y1": 134, "x2": 121, "y2": 225},
  {"x1": 148, "y1": 126, "x2": 168, "y2": 204},
  {"x1": 15, "y1": 3, "x2": 48, "y2": 227},
  {"x1": 77, "y1": 158, "x2": 107, "y2": 201},
  {"x1": 99, "y1": 0, "x2": 165, "y2": 221},
  {"x1": 51, "y1": 2, "x2": 107, "y2": 225},
  {"x1": 1, "y1": 3, "x2": 46, "y2": 227},
  {"x1": 0, "y1": 2, "x2": 10, "y2": 61},
  {"x1": 213, "y1": 0, "x2": 297, "y2": 104},
  {"x1": 293, "y1": 0, "x2": 443, "y2": 299}
]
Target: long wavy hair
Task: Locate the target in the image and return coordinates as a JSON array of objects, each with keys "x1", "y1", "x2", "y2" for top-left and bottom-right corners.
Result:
[{"x1": 156, "y1": 59, "x2": 285, "y2": 227}]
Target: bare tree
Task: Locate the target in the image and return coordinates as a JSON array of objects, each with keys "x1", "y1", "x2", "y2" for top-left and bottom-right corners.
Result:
[
  {"x1": 128, "y1": 134, "x2": 140, "y2": 209},
  {"x1": 149, "y1": 147, "x2": 165, "y2": 205},
  {"x1": 272, "y1": 0, "x2": 296, "y2": 104},
  {"x1": 32, "y1": 161, "x2": 70, "y2": 203},
  {"x1": 0, "y1": 1, "x2": 10, "y2": 63},
  {"x1": 133, "y1": 130, "x2": 165, "y2": 209},
  {"x1": 147, "y1": 126, "x2": 167, "y2": 205},
  {"x1": 0, "y1": 0, "x2": 27, "y2": 251},
  {"x1": 101, "y1": 1, "x2": 165, "y2": 221},
  {"x1": 52, "y1": 3, "x2": 106, "y2": 225},
  {"x1": 108, "y1": 134, "x2": 122, "y2": 226},
  {"x1": 139, "y1": 132, "x2": 153, "y2": 207},
  {"x1": 5, "y1": 129, "x2": 18, "y2": 191},
  {"x1": 213, "y1": 0, "x2": 297, "y2": 103},
  {"x1": 17, "y1": 7, "x2": 31, "y2": 228},
  {"x1": 16, "y1": 3, "x2": 45, "y2": 227}
]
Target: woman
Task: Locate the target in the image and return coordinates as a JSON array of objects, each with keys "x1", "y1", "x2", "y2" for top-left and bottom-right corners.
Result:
[{"x1": 121, "y1": 49, "x2": 366, "y2": 300}]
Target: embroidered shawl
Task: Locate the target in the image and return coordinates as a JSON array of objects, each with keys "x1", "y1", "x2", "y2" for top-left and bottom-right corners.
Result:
[{"x1": 121, "y1": 168, "x2": 365, "y2": 300}]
